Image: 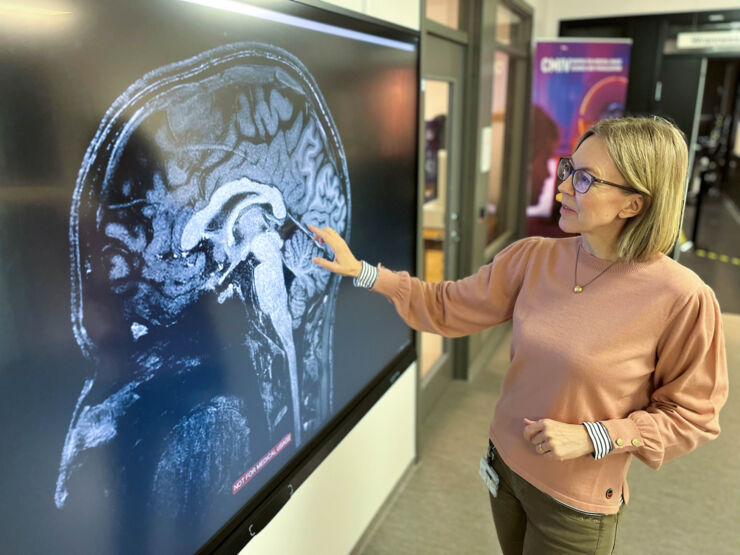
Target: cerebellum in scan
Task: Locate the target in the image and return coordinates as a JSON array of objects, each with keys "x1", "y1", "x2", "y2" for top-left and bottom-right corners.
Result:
[{"x1": 56, "y1": 42, "x2": 351, "y2": 518}]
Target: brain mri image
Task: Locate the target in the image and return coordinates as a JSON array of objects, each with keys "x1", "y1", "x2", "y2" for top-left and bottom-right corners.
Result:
[{"x1": 55, "y1": 42, "x2": 351, "y2": 518}]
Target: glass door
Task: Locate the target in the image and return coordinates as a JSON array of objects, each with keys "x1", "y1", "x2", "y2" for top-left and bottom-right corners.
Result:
[
  {"x1": 419, "y1": 33, "x2": 464, "y2": 418},
  {"x1": 421, "y1": 79, "x2": 452, "y2": 378}
]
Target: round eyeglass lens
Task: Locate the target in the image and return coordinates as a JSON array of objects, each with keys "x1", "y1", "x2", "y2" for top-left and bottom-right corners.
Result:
[
  {"x1": 573, "y1": 170, "x2": 592, "y2": 193},
  {"x1": 557, "y1": 159, "x2": 572, "y2": 181}
]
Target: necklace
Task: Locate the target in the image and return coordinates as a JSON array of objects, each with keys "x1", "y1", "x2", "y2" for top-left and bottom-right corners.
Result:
[{"x1": 573, "y1": 242, "x2": 617, "y2": 293}]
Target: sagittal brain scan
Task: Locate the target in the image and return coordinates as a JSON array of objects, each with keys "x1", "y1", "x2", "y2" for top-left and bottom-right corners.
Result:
[{"x1": 56, "y1": 42, "x2": 351, "y2": 517}]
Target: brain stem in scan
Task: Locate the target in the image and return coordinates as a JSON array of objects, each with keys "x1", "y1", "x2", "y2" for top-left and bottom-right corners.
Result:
[{"x1": 180, "y1": 178, "x2": 302, "y2": 446}]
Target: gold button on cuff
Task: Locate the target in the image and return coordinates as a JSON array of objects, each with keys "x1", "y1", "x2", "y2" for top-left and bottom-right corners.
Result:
[
  {"x1": 615, "y1": 438, "x2": 624, "y2": 447},
  {"x1": 631, "y1": 439, "x2": 641, "y2": 447}
]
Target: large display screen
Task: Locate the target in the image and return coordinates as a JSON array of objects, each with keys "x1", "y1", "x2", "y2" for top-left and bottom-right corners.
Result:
[{"x1": 0, "y1": 1, "x2": 417, "y2": 552}]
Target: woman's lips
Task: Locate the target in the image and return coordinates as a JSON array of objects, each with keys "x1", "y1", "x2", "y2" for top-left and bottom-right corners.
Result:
[{"x1": 560, "y1": 204, "x2": 575, "y2": 214}]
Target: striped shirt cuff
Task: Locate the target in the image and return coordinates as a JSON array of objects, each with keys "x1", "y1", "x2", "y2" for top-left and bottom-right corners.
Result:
[
  {"x1": 583, "y1": 422, "x2": 613, "y2": 460},
  {"x1": 352, "y1": 260, "x2": 378, "y2": 289}
]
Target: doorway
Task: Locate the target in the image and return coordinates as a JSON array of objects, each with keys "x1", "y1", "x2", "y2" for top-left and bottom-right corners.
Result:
[{"x1": 419, "y1": 33, "x2": 464, "y2": 420}]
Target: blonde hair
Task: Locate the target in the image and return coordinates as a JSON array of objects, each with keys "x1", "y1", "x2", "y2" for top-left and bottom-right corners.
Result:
[{"x1": 576, "y1": 116, "x2": 688, "y2": 262}]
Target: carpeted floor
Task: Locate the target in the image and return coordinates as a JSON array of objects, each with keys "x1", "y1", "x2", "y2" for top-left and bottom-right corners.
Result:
[{"x1": 360, "y1": 314, "x2": 740, "y2": 555}]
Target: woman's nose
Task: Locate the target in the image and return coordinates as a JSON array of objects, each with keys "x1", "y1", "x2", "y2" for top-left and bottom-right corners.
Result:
[{"x1": 557, "y1": 174, "x2": 574, "y2": 195}]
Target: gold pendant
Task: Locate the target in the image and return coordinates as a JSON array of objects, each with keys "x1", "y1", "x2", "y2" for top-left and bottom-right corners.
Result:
[{"x1": 573, "y1": 285, "x2": 583, "y2": 293}]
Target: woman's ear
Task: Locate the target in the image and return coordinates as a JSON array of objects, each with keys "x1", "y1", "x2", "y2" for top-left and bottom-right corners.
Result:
[{"x1": 619, "y1": 194, "x2": 644, "y2": 219}]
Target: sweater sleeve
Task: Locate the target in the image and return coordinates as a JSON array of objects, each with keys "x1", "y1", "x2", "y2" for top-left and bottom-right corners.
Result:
[
  {"x1": 601, "y1": 286, "x2": 729, "y2": 469},
  {"x1": 369, "y1": 237, "x2": 540, "y2": 337}
]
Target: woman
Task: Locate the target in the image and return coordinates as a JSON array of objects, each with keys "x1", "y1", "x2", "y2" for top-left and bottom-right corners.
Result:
[{"x1": 309, "y1": 116, "x2": 728, "y2": 554}]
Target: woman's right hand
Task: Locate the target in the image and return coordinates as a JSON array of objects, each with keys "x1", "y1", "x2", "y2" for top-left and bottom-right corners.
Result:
[{"x1": 309, "y1": 225, "x2": 362, "y2": 278}]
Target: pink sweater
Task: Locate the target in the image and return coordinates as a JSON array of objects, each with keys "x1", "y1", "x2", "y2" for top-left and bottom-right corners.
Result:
[{"x1": 371, "y1": 236, "x2": 728, "y2": 514}]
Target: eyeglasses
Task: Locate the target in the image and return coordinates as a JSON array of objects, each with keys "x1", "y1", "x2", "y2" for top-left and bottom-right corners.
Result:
[{"x1": 557, "y1": 157, "x2": 643, "y2": 195}]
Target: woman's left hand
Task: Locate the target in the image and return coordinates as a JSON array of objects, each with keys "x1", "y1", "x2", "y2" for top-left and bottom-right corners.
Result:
[{"x1": 523, "y1": 418, "x2": 594, "y2": 461}]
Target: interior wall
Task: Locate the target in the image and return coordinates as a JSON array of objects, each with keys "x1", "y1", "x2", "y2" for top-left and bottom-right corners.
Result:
[
  {"x1": 321, "y1": 0, "x2": 420, "y2": 30},
  {"x1": 424, "y1": 80, "x2": 450, "y2": 121},
  {"x1": 241, "y1": 364, "x2": 416, "y2": 554},
  {"x1": 527, "y1": 0, "x2": 740, "y2": 39},
  {"x1": 238, "y1": 1, "x2": 420, "y2": 553}
]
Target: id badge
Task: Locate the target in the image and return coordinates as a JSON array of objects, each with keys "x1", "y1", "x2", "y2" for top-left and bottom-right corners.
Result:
[{"x1": 479, "y1": 456, "x2": 499, "y2": 498}]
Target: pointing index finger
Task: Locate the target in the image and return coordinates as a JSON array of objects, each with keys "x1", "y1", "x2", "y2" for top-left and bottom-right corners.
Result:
[
  {"x1": 307, "y1": 225, "x2": 337, "y2": 255},
  {"x1": 309, "y1": 224, "x2": 331, "y2": 241}
]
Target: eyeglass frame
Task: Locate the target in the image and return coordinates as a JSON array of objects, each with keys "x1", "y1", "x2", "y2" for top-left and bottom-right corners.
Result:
[{"x1": 557, "y1": 157, "x2": 645, "y2": 196}]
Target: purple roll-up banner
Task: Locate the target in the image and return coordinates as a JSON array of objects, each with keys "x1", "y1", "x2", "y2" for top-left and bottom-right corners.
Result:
[{"x1": 527, "y1": 39, "x2": 632, "y2": 238}]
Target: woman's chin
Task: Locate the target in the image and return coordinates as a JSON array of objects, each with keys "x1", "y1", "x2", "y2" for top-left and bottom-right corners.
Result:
[{"x1": 558, "y1": 217, "x2": 577, "y2": 234}]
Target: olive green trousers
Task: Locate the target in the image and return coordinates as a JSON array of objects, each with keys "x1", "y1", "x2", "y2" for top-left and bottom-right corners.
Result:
[{"x1": 488, "y1": 447, "x2": 624, "y2": 555}]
